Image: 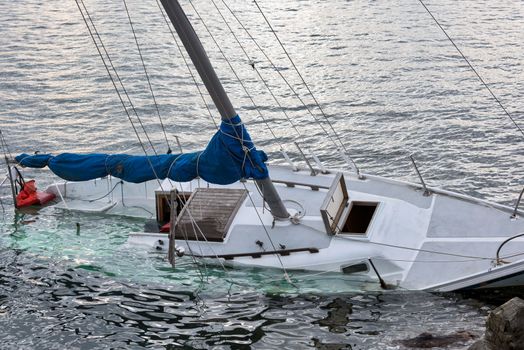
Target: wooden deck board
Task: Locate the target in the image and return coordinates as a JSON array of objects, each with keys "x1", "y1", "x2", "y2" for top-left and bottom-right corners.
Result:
[{"x1": 174, "y1": 188, "x2": 247, "y2": 242}]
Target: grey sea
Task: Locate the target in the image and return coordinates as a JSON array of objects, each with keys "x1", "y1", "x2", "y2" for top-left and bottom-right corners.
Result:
[{"x1": 1, "y1": 0, "x2": 524, "y2": 349}]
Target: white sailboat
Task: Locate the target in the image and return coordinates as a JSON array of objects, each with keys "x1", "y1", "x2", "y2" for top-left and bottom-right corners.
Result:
[{"x1": 4, "y1": 0, "x2": 524, "y2": 292}]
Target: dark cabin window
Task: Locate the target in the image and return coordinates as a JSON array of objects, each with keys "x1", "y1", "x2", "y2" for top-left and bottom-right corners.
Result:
[
  {"x1": 341, "y1": 202, "x2": 378, "y2": 235},
  {"x1": 342, "y1": 263, "x2": 369, "y2": 274}
]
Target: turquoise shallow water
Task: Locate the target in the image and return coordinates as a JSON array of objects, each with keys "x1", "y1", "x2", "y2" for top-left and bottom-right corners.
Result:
[{"x1": 1, "y1": 0, "x2": 524, "y2": 348}]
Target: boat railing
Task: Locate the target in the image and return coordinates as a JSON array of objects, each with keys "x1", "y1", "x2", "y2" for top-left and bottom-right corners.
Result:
[
  {"x1": 409, "y1": 154, "x2": 431, "y2": 197},
  {"x1": 495, "y1": 232, "x2": 524, "y2": 266},
  {"x1": 511, "y1": 186, "x2": 524, "y2": 219}
]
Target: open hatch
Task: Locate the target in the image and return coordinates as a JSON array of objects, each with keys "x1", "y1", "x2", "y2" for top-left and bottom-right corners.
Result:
[
  {"x1": 320, "y1": 173, "x2": 379, "y2": 236},
  {"x1": 340, "y1": 201, "x2": 378, "y2": 235},
  {"x1": 155, "y1": 188, "x2": 247, "y2": 242}
]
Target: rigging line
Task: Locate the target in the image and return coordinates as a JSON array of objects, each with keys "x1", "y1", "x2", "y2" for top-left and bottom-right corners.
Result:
[
  {"x1": 207, "y1": 0, "x2": 303, "y2": 141},
  {"x1": 500, "y1": 250, "x2": 524, "y2": 261},
  {"x1": 122, "y1": 0, "x2": 172, "y2": 153},
  {"x1": 188, "y1": 0, "x2": 283, "y2": 149},
  {"x1": 159, "y1": 1, "x2": 261, "y2": 174},
  {"x1": 418, "y1": 0, "x2": 524, "y2": 139},
  {"x1": 241, "y1": 182, "x2": 292, "y2": 283},
  {"x1": 182, "y1": 202, "x2": 234, "y2": 280},
  {"x1": 188, "y1": 218, "x2": 210, "y2": 282},
  {"x1": 0, "y1": 130, "x2": 13, "y2": 160},
  {"x1": 154, "y1": 0, "x2": 218, "y2": 129},
  {"x1": 76, "y1": 0, "x2": 168, "y2": 190},
  {"x1": 176, "y1": 212, "x2": 207, "y2": 283},
  {"x1": 167, "y1": 182, "x2": 213, "y2": 280},
  {"x1": 160, "y1": 1, "x2": 232, "y2": 123},
  {"x1": 252, "y1": 0, "x2": 351, "y2": 154},
  {"x1": 343, "y1": 237, "x2": 493, "y2": 260},
  {"x1": 77, "y1": 0, "x2": 159, "y2": 157},
  {"x1": 74, "y1": 0, "x2": 146, "y2": 153},
  {"x1": 220, "y1": 0, "x2": 341, "y2": 151}
]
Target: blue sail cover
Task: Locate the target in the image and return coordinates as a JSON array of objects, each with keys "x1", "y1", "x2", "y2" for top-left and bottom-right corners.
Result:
[{"x1": 15, "y1": 116, "x2": 269, "y2": 185}]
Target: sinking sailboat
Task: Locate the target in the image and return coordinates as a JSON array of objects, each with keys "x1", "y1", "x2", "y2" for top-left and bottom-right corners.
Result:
[{"x1": 5, "y1": 0, "x2": 524, "y2": 291}]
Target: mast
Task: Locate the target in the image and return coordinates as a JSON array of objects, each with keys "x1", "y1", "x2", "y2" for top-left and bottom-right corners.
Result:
[{"x1": 159, "y1": 0, "x2": 289, "y2": 219}]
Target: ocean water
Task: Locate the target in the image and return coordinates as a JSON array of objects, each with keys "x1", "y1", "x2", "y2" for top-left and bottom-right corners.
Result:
[{"x1": 1, "y1": 0, "x2": 523, "y2": 349}]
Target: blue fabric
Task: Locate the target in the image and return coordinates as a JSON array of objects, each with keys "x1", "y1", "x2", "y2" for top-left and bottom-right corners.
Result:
[{"x1": 15, "y1": 115, "x2": 269, "y2": 185}]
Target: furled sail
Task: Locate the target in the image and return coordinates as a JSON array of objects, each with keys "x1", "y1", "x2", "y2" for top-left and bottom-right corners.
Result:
[{"x1": 15, "y1": 116, "x2": 268, "y2": 185}]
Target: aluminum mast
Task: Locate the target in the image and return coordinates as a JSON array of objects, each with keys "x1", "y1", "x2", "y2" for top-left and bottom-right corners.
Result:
[{"x1": 159, "y1": 0, "x2": 289, "y2": 219}]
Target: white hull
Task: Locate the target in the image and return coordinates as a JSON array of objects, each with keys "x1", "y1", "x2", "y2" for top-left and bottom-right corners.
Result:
[{"x1": 40, "y1": 164, "x2": 524, "y2": 291}]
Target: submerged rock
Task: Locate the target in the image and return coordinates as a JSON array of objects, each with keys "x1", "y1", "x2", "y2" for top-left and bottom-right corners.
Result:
[
  {"x1": 395, "y1": 331, "x2": 476, "y2": 348},
  {"x1": 469, "y1": 297, "x2": 524, "y2": 350}
]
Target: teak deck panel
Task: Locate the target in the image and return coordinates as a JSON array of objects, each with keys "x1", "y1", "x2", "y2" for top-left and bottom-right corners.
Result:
[{"x1": 174, "y1": 188, "x2": 247, "y2": 242}]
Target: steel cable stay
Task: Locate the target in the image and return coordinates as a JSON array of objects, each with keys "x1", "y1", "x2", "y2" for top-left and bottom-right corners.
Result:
[
  {"x1": 219, "y1": 0, "x2": 360, "y2": 173},
  {"x1": 122, "y1": 0, "x2": 173, "y2": 154},
  {"x1": 342, "y1": 236, "x2": 524, "y2": 263},
  {"x1": 156, "y1": 1, "x2": 234, "y2": 128},
  {"x1": 251, "y1": 1, "x2": 357, "y2": 157},
  {"x1": 161, "y1": 160, "x2": 235, "y2": 281},
  {"x1": 418, "y1": 0, "x2": 524, "y2": 139},
  {"x1": 75, "y1": 0, "x2": 209, "y2": 218},
  {"x1": 0, "y1": 130, "x2": 13, "y2": 161},
  {"x1": 76, "y1": 0, "x2": 159, "y2": 157},
  {"x1": 75, "y1": 0, "x2": 174, "y2": 193},
  {"x1": 157, "y1": 0, "x2": 258, "y2": 174},
  {"x1": 182, "y1": 203, "x2": 240, "y2": 283},
  {"x1": 153, "y1": 0, "x2": 219, "y2": 129},
  {"x1": 207, "y1": 0, "x2": 329, "y2": 173},
  {"x1": 188, "y1": 0, "x2": 285, "y2": 151},
  {"x1": 204, "y1": 0, "x2": 304, "y2": 140},
  {"x1": 75, "y1": 0, "x2": 212, "y2": 281},
  {"x1": 240, "y1": 182, "x2": 293, "y2": 284},
  {"x1": 220, "y1": 0, "x2": 336, "y2": 141}
]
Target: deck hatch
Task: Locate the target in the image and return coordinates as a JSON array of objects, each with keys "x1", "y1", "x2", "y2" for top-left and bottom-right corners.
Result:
[
  {"x1": 174, "y1": 188, "x2": 247, "y2": 242},
  {"x1": 320, "y1": 173, "x2": 349, "y2": 235},
  {"x1": 340, "y1": 201, "x2": 378, "y2": 235}
]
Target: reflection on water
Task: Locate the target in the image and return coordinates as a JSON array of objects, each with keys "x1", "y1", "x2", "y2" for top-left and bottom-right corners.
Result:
[{"x1": 0, "y1": 247, "x2": 491, "y2": 349}]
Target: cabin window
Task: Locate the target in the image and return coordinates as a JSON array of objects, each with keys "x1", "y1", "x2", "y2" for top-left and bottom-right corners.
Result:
[
  {"x1": 342, "y1": 263, "x2": 369, "y2": 274},
  {"x1": 340, "y1": 201, "x2": 378, "y2": 235}
]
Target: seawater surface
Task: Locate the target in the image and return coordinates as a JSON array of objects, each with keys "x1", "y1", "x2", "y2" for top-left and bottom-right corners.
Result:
[{"x1": 1, "y1": 0, "x2": 524, "y2": 349}]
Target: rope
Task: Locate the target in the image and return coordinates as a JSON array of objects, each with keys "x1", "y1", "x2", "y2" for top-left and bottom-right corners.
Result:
[
  {"x1": 75, "y1": 0, "x2": 189, "y2": 229},
  {"x1": 241, "y1": 182, "x2": 292, "y2": 283},
  {"x1": 182, "y1": 199, "x2": 236, "y2": 281},
  {"x1": 220, "y1": 1, "x2": 347, "y2": 156},
  {"x1": 154, "y1": 0, "x2": 219, "y2": 129},
  {"x1": 74, "y1": 180, "x2": 122, "y2": 203},
  {"x1": 216, "y1": 2, "x2": 304, "y2": 138},
  {"x1": 417, "y1": 0, "x2": 524, "y2": 139},
  {"x1": 122, "y1": 0, "x2": 173, "y2": 153},
  {"x1": 342, "y1": 237, "x2": 494, "y2": 261},
  {"x1": 252, "y1": 0, "x2": 352, "y2": 155},
  {"x1": 189, "y1": 0, "x2": 283, "y2": 148},
  {"x1": 76, "y1": 0, "x2": 159, "y2": 157},
  {"x1": 0, "y1": 130, "x2": 13, "y2": 161}
]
